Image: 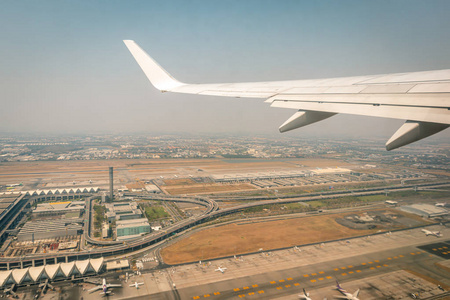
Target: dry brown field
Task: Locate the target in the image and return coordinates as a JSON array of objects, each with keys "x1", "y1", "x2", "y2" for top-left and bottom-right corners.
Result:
[
  {"x1": 160, "y1": 209, "x2": 430, "y2": 264},
  {"x1": 163, "y1": 179, "x2": 196, "y2": 186}
]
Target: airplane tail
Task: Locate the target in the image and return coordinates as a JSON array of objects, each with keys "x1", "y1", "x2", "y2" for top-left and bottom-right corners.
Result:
[{"x1": 353, "y1": 289, "x2": 360, "y2": 297}]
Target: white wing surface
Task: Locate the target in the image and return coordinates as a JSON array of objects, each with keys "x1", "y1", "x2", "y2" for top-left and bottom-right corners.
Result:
[{"x1": 123, "y1": 40, "x2": 450, "y2": 150}]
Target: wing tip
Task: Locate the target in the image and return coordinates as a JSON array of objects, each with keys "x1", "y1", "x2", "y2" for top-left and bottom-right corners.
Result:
[{"x1": 123, "y1": 40, "x2": 185, "y2": 91}]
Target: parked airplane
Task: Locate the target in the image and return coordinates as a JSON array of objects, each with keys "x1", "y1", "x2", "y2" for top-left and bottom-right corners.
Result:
[
  {"x1": 124, "y1": 40, "x2": 450, "y2": 150},
  {"x1": 215, "y1": 266, "x2": 227, "y2": 273},
  {"x1": 334, "y1": 281, "x2": 360, "y2": 300},
  {"x1": 421, "y1": 229, "x2": 442, "y2": 237},
  {"x1": 88, "y1": 278, "x2": 122, "y2": 296},
  {"x1": 6, "y1": 183, "x2": 22, "y2": 187},
  {"x1": 299, "y1": 288, "x2": 312, "y2": 300},
  {"x1": 129, "y1": 281, "x2": 144, "y2": 289}
]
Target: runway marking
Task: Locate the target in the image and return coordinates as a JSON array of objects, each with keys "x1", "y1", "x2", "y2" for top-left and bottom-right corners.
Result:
[
  {"x1": 318, "y1": 278, "x2": 324, "y2": 281},
  {"x1": 310, "y1": 279, "x2": 317, "y2": 283},
  {"x1": 393, "y1": 256, "x2": 398, "y2": 259},
  {"x1": 340, "y1": 267, "x2": 346, "y2": 270},
  {"x1": 252, "y1": 284, "x2": 258, "y2": 288},
  {"x1": 287, "y1": 277, "x2": 293, "y2": 281},
  {"x1": 319, "y1": 271, "x2": 325, "y2": 274},
  {"x1": 416, "y1": 251, "x2": 422, "y2": 254},
  {"x1": 258, "y1": 290, "x2": 264, "y2": 294},
  {"x1": 368, "y1": 261, "x2": 373, "y2": 264},
  {"x1": 238, "y1": 295, "x2": 245, "y2": 298},
  {"x1": 279, "y1": 279, "x2": 285, "y2": 283},
  {"x1": 248, "y1": 292, "x2": 255, "y2": 295},
  {"x1": 285, "y1": 284, "x2": 291, "y2": 288},
  {"x1": 348, "y1": 271, "x2": 354, "y2": 274},
  {"x1": 374, "y1": 260, "x2": 379, "y2": 263},
  {"x1": 383, "y1": 264, "x2": 388, "y2": 267},
  {"x1": 356, "y1": 270, "x2": 361, "y2": 273},
  {"x1": 303, "y1": 274, "x2": 309, "y2": 277},
  {"x1": 243, "y1": 286, "x2": 249, "y2": 290},
  {"x1": 341, "y1": 273, "x2": 347, "y2": 276},
  {"x1": 294, "y1": 283, "x2": 300, "y2": 286},
  {"x1": 326, "y1": 276, "x2": 332, "y2": 279},
  {"x1": 376, "y1": 265, "x2": 381, "y2": 268},
  {"x1": 410, "y1": 253, "x2": 416, "y2": 255},
  {"x1": 347, "y1": 265, "x2": 353, "y2": 268},
  {"x1": 370, "y1": 267, "x2": 375, "y2": 270},
  {"x1": 399, "y1": 255, "x2": 404, "y2": 257},
  {"x1": 433, "y1": 248, "x2": 437, "y2": 251},
  {"x1": 234, "y1": 288, "x2": 240, "y2": 291},
  {"x1": 276, "y1": 287, "x2": 283, "y2": 290},
  {"x1": 311, "y1": 273, "x2": 317, "y2": 276},
  {"x1": 270, "y1": 281, "x2": 276, "y2": 284},
  {"x1": 361, "y1": 263, "x2": 366, "y2": 265},
  {"x1": 214, "y1": 292, "x2": 220, "y2": 295},
  {"x1": 387, "y1": 257, "x2": 392, "y2": 260},
  {"x1": 193, "y1": 297, "x2": 200, "y2": 299},
  {"x1": 334, "y1": 268, "x2": 339, "y2": 271},
  {"x1": 204, "y1": 294, "x2": 210, "y2": 297}
]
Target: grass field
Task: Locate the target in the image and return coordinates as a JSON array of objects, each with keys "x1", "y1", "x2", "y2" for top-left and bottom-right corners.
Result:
[{"x1": 144, "y1": 206, "x2": 169, "y2": 221}]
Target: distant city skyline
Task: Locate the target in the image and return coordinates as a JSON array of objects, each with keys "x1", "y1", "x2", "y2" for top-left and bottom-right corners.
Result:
[{"x1": 1, "y1": 1, "x2": 449, "y2": 143}]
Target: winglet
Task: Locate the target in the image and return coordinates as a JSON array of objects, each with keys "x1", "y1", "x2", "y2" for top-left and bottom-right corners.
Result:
[{"x1": 123, "y1": 40, "x2": 185, "y2": 91}]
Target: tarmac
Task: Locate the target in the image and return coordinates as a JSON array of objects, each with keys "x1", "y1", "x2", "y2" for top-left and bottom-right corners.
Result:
[{"x1": 69, "y1": 224, "x2": 450, "y2": 300}]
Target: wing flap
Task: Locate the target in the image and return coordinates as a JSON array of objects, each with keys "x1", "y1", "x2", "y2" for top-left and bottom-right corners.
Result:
[
  {"x1": 271, "y1": 100, "x2": 450, "y2": 125},
  {"x1": 267, "y1": 93, "x2": 449, "y2": 108}
]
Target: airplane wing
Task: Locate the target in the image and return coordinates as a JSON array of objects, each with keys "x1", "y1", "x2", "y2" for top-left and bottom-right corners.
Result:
[
  {"x1": 123, "y1": 40, "x2": 450, "y2": 150},
  {"x1": 87, "y1": 286, "x2": 102, "y2": 293},
  {"x1": 353, "y1": 289, "x2": 360, "y2": 297},
  {"x1": 106, "y1": 284, "x2": 122, "y2": 288}
]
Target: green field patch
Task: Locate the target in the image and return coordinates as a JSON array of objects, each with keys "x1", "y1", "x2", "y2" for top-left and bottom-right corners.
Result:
[{"x1": 145, "y1": 206, "x2": 169, "y2": 221}]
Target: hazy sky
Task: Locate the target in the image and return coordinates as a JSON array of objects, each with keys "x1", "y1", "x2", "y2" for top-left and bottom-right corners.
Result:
[{"x1": 1, "y1": 0, "x2": 449, "y2": 142}]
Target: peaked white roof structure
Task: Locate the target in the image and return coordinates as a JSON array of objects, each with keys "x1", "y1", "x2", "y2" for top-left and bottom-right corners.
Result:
[
  {"x1": 0, "y1": 258, "x2": 105, "y2": 287},
  {"x1": 89, "y1": 258, "x2": 104, "y2": 273},
  {"x1": 28, "y1": 266, "x2": 45, "y2": 282},
  {"x1": 60, "y1": 262, "x2": 75, "y2": 277},
  {"x1": 11, "y1": 268, "x2": 29, "y2": 284},
  {"x1": 75, "y1": 260, "x2": 89, "y2": 275},
  {"x1": 0, "y1": 270, "x2": 12, "y2": 287},
  {"x1": 44, "y1": 264, "x2": 60, "y2": 280},
  {"x1": 22, "y1": 187, "x2": 100, "y2": 196}
]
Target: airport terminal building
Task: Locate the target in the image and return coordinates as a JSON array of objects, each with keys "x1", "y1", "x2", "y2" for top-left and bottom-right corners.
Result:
[{"x1": 115, "y1": 218, "x2": 151, "y2": 241}]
